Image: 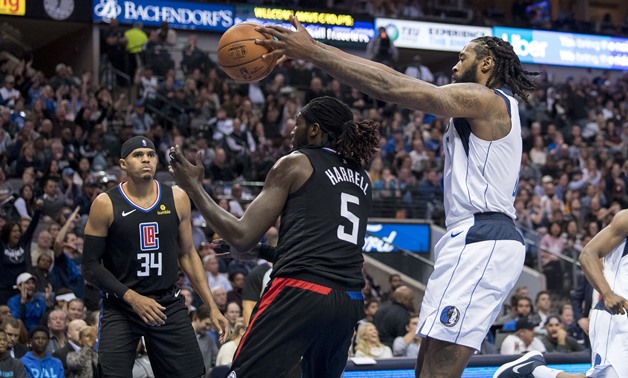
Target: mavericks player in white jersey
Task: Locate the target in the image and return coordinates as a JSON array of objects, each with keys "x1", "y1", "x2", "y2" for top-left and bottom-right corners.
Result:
[
  {"x1": 255, "y1": 18, "x2": 539, "y2": 376},
  {"x1": 494, "y1": 210, "x2": 628, "y2": 378}
]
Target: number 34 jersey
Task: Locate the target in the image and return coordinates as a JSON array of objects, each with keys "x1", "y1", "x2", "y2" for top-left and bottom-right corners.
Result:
[
  {"x1": 104, "y1": 181, "x2": 180, "y2": 296},
  {"x1": 271, "y1": 147, "x2": 373, "y2": 290}
]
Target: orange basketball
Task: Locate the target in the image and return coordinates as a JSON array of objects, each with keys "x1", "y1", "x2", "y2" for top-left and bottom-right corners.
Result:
[{"x1": 217, "y1": 22, "x2": 277, "y2": 83}]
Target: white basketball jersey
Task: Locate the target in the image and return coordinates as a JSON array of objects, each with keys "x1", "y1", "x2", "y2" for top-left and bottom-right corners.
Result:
[
  {"x1": 442, "y1": 87, "x2": 522, "y2": 228},
  {"x1": 602, "y1": 237, "x2": 628, "y2": 299}
]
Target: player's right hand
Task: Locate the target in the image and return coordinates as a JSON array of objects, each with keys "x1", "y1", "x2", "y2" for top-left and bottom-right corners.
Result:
[
  {"x1": 124, "y1": 290, "x2": 167, "y2": 326},
  {"x1": 602, "y1": 291, "x2": 628, "y2": 315}
]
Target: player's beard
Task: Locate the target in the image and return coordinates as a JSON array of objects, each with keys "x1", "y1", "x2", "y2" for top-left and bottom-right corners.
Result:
[{"x1": 452, "y1": 62, "x2": 479, "y2": 84}]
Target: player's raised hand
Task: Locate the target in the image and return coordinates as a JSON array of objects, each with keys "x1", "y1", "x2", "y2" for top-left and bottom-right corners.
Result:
[
  {"x1": 124, "y1": 290, "x2": 167, "y2": 326},
  {"x1": 168, "y1": 145, "x2": 204, "y2": 191},
  {"x1": 256, "y1": 16, "x2": 316, "y2": 62},
  {"x1": 211, "y1": 307, "x2": 231, "y2": 344}
]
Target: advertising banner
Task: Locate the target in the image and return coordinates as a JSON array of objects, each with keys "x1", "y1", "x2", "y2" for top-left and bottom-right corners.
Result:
[
  {"x1": 363, "y1": 221, "x2": 430, "y2": 253},
  {"x1": 375, "y1": 18, "x2": 491, "y2": 51},
  {"x1": 93, "y1": 0, "x2": 234, "y2": 32},
  {"x1": 0, "y1": 0, "x2": 25, "y2": 16},
  {"x1": 235, "y1": 5, "x2": 374, "y2": 48},
  {"x1": 494, "y1": 26, "x2": 628, "y2": 70}
]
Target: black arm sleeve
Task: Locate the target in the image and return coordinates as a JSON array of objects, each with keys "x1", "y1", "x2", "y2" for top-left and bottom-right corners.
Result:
[
  {"x1": 81, "y1": 235, "x2": 129, "y2": 299},
  {"x1": 258, "y1": 244, "x2": 278, "y2": 262}
]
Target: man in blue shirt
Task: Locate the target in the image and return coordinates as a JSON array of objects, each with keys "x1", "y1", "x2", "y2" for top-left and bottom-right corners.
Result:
[
  {"x1": 20, "y1": 326, "x2": 64, "y2": 378},
  {"x1": 7, "y1": 273, "x2": 47, "y2": 332}
]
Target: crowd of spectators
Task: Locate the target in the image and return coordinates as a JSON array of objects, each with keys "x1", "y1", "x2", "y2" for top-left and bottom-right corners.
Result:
[{"x1": 0, "y1": 5, "x2": 626, "y2": 374}]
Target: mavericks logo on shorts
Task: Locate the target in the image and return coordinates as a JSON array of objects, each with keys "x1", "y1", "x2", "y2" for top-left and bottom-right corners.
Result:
[
  {"x1": 440, "y1": 305, "x2": 461, "y2": 327},
  {"x1": 228, "y1": 372, "x2": 237, "y2": 378}
]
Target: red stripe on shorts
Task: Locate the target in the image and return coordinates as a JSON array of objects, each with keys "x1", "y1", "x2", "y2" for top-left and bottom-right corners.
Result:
[{"x1": 233, "y1": 277, "x2": 331, "y2": 360}]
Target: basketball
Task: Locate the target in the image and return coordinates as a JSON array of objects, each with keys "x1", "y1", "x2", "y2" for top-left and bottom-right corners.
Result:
[{"x1": 217, "y1": 22, "x2": 277, "y2": 83}]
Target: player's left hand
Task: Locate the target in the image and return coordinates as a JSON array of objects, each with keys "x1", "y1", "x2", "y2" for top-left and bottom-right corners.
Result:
[
  {"x1": 168, "y1": 145, "x2": 204, "y2": 191},
  {"x1": 256, "y1": 16, "x2": 316, "y2": 62},
  {"x1": 211, "y1": 308, "x2": 231, "y2": 344}
]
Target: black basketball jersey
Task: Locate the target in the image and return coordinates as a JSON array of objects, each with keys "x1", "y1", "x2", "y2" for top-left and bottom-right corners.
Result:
[
  {"x1": 271, "y1": 146, "x2": 373, "y2": 290},
  {"x1": 104, "y1": 181, "x2": 180, "y2": 295}
]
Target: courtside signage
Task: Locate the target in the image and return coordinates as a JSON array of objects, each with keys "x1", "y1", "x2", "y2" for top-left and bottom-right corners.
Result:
[
  {"x1": 235, "y1": 5, "x2": 374, "y2": 47},
  {"x1": 0, "y1": 0, "x2": 25, "y2": 16},
  {"x1": 92, "y1": 0, "x2": 234, "y2": 31},
  {"x1": 363, "y1": 222, "x2": 430, "y2": 253},
  {"x1": 494, "y1": 26, "x2": 628, "y2": 70},
  {"x1": 375, "y1": 18, "x2": 491, "y2": 52}
]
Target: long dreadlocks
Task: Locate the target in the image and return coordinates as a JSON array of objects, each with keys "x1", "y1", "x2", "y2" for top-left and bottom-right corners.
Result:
[
  {"x1": 471, "y1": 36, "x2": 540, "y2": 104},
  {"x1": 300, "y1": 96, "x2": 380, "y2": 166}
]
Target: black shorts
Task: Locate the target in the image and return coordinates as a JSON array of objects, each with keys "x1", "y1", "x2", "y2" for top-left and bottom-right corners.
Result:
[
  {"x1": 229, "y1": 277, "x2": 364, "y2": 378},
  {"x1": 98, "y1": 291, "x2": 204, "y2": 378}
]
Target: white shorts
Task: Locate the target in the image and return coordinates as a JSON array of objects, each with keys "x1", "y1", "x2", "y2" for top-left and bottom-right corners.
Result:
[
  {"x1": 586, "y1": 306, "x2": 628, "y2": 377},
  {"x1": 417, "y1": 212, "x2": 525, "y2": 351}
]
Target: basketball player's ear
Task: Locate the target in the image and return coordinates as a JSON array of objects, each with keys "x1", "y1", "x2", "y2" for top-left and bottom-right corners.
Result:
[
  {"x1": 119, "y1": 158, "x2": 127, "y2": 170},
  {"x1": 481, "y1": 55, "x2": 494, "y2": 73},
  {"x1": 309, "y1": 123, "x2": 321, "y2": 137}
]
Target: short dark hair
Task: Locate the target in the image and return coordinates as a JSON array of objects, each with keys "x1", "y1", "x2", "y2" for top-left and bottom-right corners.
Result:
[
  {"x1": 191, "y1": 304, "x2": 211, "y2": 321},
  {"x1": 29, "y1": 326, "x2": 49, "y2": 339}
]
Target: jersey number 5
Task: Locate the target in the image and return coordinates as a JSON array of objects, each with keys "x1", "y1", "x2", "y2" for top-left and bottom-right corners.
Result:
[{"x1": 338, "y1": 192, "x2": 360, "y2": 245}]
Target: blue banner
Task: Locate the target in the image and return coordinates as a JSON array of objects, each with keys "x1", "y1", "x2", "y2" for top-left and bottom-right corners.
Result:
[
  {"x1": 363, "y1": 222, "x2": 430, "y2": 253},
  {"x1": 494, "y1": 26, "x2": 628, "y2": 70},
  {"x1": 93, "y1": 0, "x2": 234, "y2": 32}
]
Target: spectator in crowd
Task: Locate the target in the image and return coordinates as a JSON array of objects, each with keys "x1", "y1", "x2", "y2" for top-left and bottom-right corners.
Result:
[
  {"x1": 190, "y1": 304, "x2": 219, "y2": 376},
  {"x1": 2, "y1": 317, "x2": 28, "y2": 359},
  {"x1": 0, "y1": 329, "x2": 27, "y2": 378},
  {"x1": 366, "y1": 27, "x2": 398, "y2": 67},
  {"x1": 181, "y1": 35, "x2": 213, "y2": 76},
  {"x1": 500, "y1": 318, "x2": 546, "y2": 355},
  {"x1": 29, "y1": 230, "x2": 53, "y2": 269},
  {"x1": 45, "y1": 309, "x2": 68, "y2": 355},
  {"x1": 404, "y1": 55, "x2": 434, "y2": 83},
  {"x1": 203, "y1": 255, "x2": 232, "y2": 292},
  {"x1": 225, "y1": 272, "x2": 245, "y2": 305},
  {"x1": 373, "y1": 286, "x2": 414, "y2": 347},
  {"x1": 392, "y1": 314, "x2": 421, "y2": 357},
  {"x1": 52, "y1": 318, "x2": 86, "y2": 377},
  {"x1": 29, "y1": 254, "x2": 54, "y2": 293},
  {"x1": 224, "y1": 301, "x2": 242, "y2": 333},
  {"x1": 7, "y1": 273, "x2": 50, "y2": 332},
  {"x1": 66, "y1": 325, "x2": 98, "y2": 378},
  {"x1": 0, "y1": 76, "x2": 21, "y2": 108},
  {"x1": 379, "y1": 274, "x2": 402, "y2": 304},
  {"x1": 215, "y1": 318, "x2": 245, "y2": 367},
  {"x1": 570, "y1": 272, "x2": 594, "y2": 349},
  {"x1": 532, "y1": 290, "x2": 552, "y2": 332},
  {"x1": 20, "y1": 326, "x2": 64, "y2": 378},
  {"x1": 354, "y1": 322, "x2": 393, "y2": 359},
  {"x1": 540, "y1": 314, "x2": 584, "y2": 353},
  {"x1": 502, "y1": 296, "x2": 535, "y2": 331},
  {"x1": 358, "y1": 299, "x2": 380, "y2": 328}
]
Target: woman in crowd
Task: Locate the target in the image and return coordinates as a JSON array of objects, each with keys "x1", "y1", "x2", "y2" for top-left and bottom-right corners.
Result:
[{"x1": 353, "y1": 322, "x2": 393, "y2": 359}]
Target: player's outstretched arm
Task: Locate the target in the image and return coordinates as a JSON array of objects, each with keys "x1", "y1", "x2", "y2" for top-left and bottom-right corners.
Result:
[
  {"x1": 173, "y1": 186, "x2": 230, "y2": 343},
  {"x1": 256, "y1": 16, "x2": 496, "y2": 119},
  {"x1": 579, "y1": 209, "x2": 628, "y2": 315},
  {"x1": 82, "y1": 193, "x2": 167, "y2": 326},
  {"x1": 169, "y1": 145, "x2": 305, "y2": 252}
]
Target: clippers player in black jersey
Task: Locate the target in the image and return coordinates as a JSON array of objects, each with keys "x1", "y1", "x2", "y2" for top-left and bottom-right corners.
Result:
[
  {"x1": 81, "y1": 136, "x2": 230, "y2": 377},
  {"x1": 169, "y1": 96, "x2": 380, "y2": 378}
]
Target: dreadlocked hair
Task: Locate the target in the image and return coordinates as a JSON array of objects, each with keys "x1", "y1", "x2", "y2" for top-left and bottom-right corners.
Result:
[
  {"x1": 471, "y1": 36, "x2": 540, "y2": 104},
  {"x1": 301, "y1": 96, "x2": 380, "y2": 165}
]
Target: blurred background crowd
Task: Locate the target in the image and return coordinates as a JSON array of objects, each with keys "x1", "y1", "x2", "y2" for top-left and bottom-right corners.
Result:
[{"x1": 0, "y1": 0, "x2": 626, "y2": 375}]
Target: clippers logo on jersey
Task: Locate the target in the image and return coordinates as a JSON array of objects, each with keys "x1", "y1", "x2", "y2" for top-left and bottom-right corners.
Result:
[
  {"x1": 440, "y1": 305, "x2": 461, "y2": 327},
  {"x1": 139, "y1": 222, "x2": 159, "y2": 251}
]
